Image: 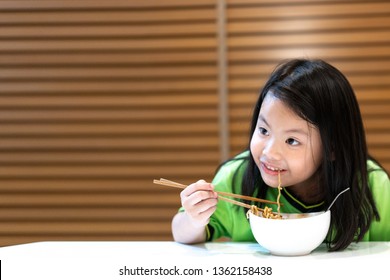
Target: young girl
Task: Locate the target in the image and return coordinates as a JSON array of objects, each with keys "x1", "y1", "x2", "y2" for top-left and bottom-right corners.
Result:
[{"x1": 171, "y1": 58, "x2": 390, "y2": 251}]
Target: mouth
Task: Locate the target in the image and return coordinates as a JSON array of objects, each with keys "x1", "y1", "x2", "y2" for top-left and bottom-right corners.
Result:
[{"x1": 261, "y1": 162, "x2": 285, "y2": 174}]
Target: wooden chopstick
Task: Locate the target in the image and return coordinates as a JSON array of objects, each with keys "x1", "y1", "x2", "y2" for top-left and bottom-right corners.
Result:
[
  {"x1": 153, "y1": 178, "x2": 257, "y2": 210},
  {"x1": 153, "y1": 178, "x2": 280, "y2": 207}
]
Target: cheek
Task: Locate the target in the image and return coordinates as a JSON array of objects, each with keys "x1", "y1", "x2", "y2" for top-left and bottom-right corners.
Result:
[
  {"x1": 290, "y1": 148, "x2": 322, "y2": 176},
  {"x1": 250, "y1": 133, "x2": 262, "y2": 157}
]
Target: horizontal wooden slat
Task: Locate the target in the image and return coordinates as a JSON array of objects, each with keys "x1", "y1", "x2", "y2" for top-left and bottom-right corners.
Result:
[
  {"x1": 227, "y1": 2, "x2": 390, "y2": 18},
  {"x1": 0, "y1": 80, "x2": 217, "y2": 93},
  {"x1": 0, "y1": 23, "x2": 217, "y2": 38},
  {"x1": 0, "y1": 136, "x2": 220, "y2": 150},
  {"x1": 0, "y1": 51, "x2": 217, "y2": 65},
  {"x1": 0, "y1": 165, "x2": 216, "y2": 178},
  {"x1": 228, "y1": 31, "x2": 390, "y2": 49},
  {"x1": 0, "y1": 150, "x2": 220, "y2": 165},
  {"x1": 7, "y1": 0, "x2": 374, "y2": 11},
  {"x1": 0, "y1": 66, "x2": 218, "y2": 80},
  {"x1": 0, "y1": 122, "x2": 218, "y2": 136},
  {"x1": 0, "y1": 37, "x2": 217, "y2": 52},
  {"x1": 0, "y1": 221, "x2": 172, "y2": 235},
  {"x1": 363, "y1": 119, "x2": 390, "y2": 131},
  {"x1": 0, "y1": 235, "x2": 173, "y2": 248},
  {"x1": 0, "y1": 108, "x2": 219, "y2": 122},
  {"x1": 0, "y1": 0, "x2": 215, "y2": 10},
  {"x1": 0, "y1": 94, "x2": 219, "y2": 108},
  {"x1": 0, "y1": 178, "x2": 212, "y2": 193},
  {"x1": 0, "y1": 207, "x2": 178, "y2": 221},
  {"x1": 0, "y1": 66, "x2": 218, "y2": 82},
  {"x1": 0, "y1": 193, "x2": 181, "y2": 207},
  {"x1": 228, "y1": 16, "x2": 390, "y2": 33}
]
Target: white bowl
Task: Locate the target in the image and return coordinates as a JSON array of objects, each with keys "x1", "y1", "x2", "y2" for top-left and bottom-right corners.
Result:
[{"x1": 248, "y1": 210, "x2": 331, "y2": 256}]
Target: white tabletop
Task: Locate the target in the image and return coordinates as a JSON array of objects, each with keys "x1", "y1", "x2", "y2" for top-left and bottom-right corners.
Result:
[{"x1": 0, "y1": 241, "x2": 388, "y2": 279}]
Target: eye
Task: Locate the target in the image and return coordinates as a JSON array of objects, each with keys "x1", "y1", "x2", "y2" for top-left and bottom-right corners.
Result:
[
  {"x1": 258, "y1": 127, "x2": 269, "y2": 136},
  {"x1": 286, "y1": 138, "x2": 299, "y2": 146}
]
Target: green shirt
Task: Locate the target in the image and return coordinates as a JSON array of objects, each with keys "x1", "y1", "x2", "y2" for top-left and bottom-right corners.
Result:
[{"x1": 207, "y1": 152, "x2": 390, "y2": 242}]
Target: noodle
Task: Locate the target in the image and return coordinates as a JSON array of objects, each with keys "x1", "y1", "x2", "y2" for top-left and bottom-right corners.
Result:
[
  {"x1": 276, "y1": 170, "x2": 282, "y2": 217},
  {"x1": 248, "y1": 170, "x2": 283, "y2": 219}
]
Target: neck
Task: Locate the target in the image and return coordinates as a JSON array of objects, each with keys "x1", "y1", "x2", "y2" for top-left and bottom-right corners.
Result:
[{"x1": 287, "y1": 179, "x2": 324, "y2": 205}]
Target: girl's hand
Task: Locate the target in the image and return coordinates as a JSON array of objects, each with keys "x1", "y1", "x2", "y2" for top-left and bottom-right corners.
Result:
[{"x1": 180, "y1": 179, "x2": 218, "y2": 228}]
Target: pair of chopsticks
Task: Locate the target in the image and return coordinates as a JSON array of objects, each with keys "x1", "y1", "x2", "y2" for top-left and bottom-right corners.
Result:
[{"x1": 153, "y1": 178, "x2": 280, "y2": 212}]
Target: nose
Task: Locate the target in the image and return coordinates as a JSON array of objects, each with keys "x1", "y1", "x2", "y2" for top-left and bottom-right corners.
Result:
[{"x1": 262, "y1": 138, "x2": 282, "y2": 161}]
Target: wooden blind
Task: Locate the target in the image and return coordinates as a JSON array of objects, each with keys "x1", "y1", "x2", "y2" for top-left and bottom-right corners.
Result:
[
  {"x1": 0, "y1": 0, "x2": 389, "y2": 247},
  {"x1": 0, "y1": 0, "x2": 220, "y2": 246},
  {"x1": 226, "y1": 0, "x2": 390, "y2": 172}
]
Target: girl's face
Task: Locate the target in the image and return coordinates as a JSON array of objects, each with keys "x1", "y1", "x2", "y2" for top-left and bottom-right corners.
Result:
[{"x1": 250, "y1": 92, "x2": 323, "y2": 192}]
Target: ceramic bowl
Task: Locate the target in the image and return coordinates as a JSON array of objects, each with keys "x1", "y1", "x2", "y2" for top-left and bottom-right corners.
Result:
[{"x1": 247, "y1": 210, "x2": 331, "y2": 256}]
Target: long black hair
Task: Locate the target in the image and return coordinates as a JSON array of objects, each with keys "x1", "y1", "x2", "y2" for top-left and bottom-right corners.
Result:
[{"x1": 238, "y1": 58, "x2": 381, "y2": 251}]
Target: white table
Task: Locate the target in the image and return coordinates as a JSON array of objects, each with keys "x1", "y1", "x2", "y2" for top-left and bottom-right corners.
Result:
[{"x1": 0, "y1": 241, "x2": 388, "y2": 279}]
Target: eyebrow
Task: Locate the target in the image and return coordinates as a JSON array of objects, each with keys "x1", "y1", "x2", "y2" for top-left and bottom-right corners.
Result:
[{"x1": 258, "y1": 114, "x2": 309, "y2": 136}]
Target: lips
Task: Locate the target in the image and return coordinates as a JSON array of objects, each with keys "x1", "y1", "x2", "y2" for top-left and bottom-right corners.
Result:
[{"x1": 261, "y1": 162, "x2": 285, "y2": 175}]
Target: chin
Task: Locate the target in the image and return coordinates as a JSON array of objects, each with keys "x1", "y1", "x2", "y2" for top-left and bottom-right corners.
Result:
[{"x1": 259, "y1": 172, "x2": 279, "y2": 188}]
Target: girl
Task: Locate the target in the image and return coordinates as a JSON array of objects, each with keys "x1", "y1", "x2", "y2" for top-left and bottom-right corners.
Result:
[{"x1": 171, "y1": 59, "x2": 390, "y2": 251}]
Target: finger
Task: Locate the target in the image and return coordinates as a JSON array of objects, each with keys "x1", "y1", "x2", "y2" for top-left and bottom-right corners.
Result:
[
  {"x1": 194, "y1": 205, "x2": 217, "y2": 226},
  {"x1": 181, "y1": 179, "x2": 214, "y2": 197}
]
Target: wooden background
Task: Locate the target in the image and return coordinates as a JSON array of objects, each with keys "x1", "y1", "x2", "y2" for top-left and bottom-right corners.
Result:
[{"x1": 0, "y1": 0, "x2": 389, "y2": 246}]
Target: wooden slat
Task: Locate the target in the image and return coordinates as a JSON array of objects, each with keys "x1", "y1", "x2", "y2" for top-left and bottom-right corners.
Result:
[
  {"x1": 0, "y1": 24, "x2": 217, "y2": 38},
  {"x1": 0, "y1": 52, "x2": 218, "y2": 65},
  {"x1": 0, "y1": 66, "x2": 218, "y2": 80},
  {"x1": 0, "y1": 0, "x2": 215, "y2": 9},
  {"x1": 0, "y1": 108, "x2": 219, "y2": 122},
  {"x1": 228, "y1": 16, "x2": 390, "y2": 33},
  {"x1": 0, "y1": 122, "x2": 219, "y2": 136},
  {"x1": 0, "y1": 235, "x2": 173, "y2": 248},
  {"x1": 0, "y1": 136, "x2": 220, "y2": 150},
  {"x1": 0, "y1": 193, "x2": 181, "y2": 207},
  {"x1": 0, "y1": 80, "x2": 217, "y2": 93},
  {"x1": 0, "y1": 221, "x2": 172, "y2": 235},
  {"x1": 0, "y1": 165, "x2": 217, "y2": 179},
  {"x1": 228, "y1": 31, "x2": 390, "y2": 48},
  {"x1": 227, "y1": 2, "x2": 390, "y2": 18},
  {"x1": 0, "y1": 179, "x2": 209, "y2": 193},
  {"x1": 0, "y1": 94, "x2": 219, "y2": 108},
  {"x1": 0, "y1": 207, "x2": 177, "y2": 221},
  {"x1": 0, "y1": 38, "x2": 217, "y2": 52}
]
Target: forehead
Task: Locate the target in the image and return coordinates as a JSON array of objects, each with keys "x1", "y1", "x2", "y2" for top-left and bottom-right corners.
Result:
[
  {"x1": 259, "y1": 93, "x2": 319, "y2": 134},
  {"x1": 260, "y1": 93, "x2": 303, "y2": 122}
]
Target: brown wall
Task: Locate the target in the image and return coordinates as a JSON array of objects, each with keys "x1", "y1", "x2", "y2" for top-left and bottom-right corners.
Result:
[{"x1": 0, "y1": 0, "x2": 389, "y2": 246}]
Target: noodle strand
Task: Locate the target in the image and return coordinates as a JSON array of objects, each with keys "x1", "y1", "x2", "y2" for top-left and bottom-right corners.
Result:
[
  {"x1": 276, "y1": 170, "x2": 282, "y2": 215},
  {"x1": 248, "y1": 170, "x2": 283, "y2": 219}
]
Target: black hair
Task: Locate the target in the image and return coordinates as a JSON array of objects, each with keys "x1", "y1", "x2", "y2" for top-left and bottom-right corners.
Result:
[{"x1": 235, "y1": 58, "x2": 382, "y2": 251}]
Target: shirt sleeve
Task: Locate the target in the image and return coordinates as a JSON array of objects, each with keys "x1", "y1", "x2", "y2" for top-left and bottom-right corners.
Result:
[
  {"x1": 366, "y1": 160, "x2": 390, "y2": 241},
  {"x1": 207, "y1": 162, "x2": 236, "y2": 241},
  {"x1": 208, "y1": 155, "x2": 249, "y2": 241}
]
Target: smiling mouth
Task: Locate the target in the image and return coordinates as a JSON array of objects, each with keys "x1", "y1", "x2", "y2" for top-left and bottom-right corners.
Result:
[{"x1": 262, "y1": 163, "x2": 284, "y2": 172}]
